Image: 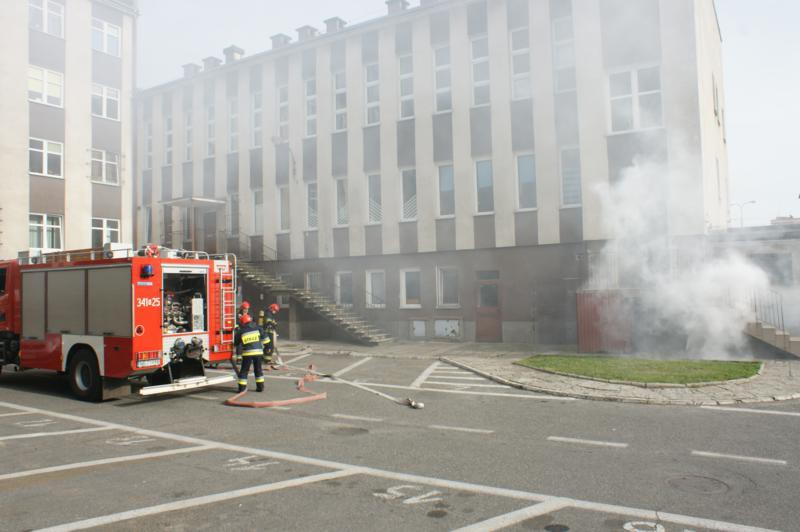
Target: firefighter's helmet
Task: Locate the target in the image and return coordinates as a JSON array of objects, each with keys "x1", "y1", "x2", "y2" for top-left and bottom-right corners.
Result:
[
  {"x1": 241, "y1": 301, "x2": 250, "y2": 309},
  {"x1": 269, "y1": 303, "x2": 280, "y2": 314},
  {"x1": 239, "y1": 313, "x2": 252, "y2": 325}
]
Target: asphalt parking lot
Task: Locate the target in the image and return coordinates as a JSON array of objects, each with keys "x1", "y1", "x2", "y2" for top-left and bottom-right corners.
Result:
[{"x1": 0, "y1": 353, "x2": 795, "y2": 531}]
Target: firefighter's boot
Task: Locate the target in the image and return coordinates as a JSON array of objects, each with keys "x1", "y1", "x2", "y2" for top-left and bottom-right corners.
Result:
[
  {"x1": 238, "y1": 383, "x2": 247, "y2": 393},
  {"x1": 256, "y1": 382, "x2": 264, "y2": 393}
]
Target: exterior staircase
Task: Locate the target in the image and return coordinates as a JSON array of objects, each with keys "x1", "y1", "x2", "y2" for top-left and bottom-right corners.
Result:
[
  {"x1": 742, "y1": 290, "x2": 800, "y2": 358},
  {"x1": 238, "y1": 262, "x2": 393, "y2": 346}
]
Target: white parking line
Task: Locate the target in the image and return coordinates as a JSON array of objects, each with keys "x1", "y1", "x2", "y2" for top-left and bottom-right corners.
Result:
[
  {"x1": 547, "y1": 436, "x2": 628, "y2": 449},
  {"x1": 332, "y1": 357, "x2": 373, "y2": 377},
  {"x1": 0, "y1": 445, "x2": 213, "y2": 481},
  {"x1": 429, "y1": 424, "x2": 495, "y2": 435},
  {"x1": 0, "y1": 412, "x2": 34, "y2": 418},
  {"x1": 428, "y1": 374, "x2": 487, "y2": 380},
  {"x1": 701, "y1": 405, "x2": 800, "y2": 417},
  {"x1": 332, "y1": 414, "x2": 384, "y2": 423},
  {"x1": 452, "y1": 498, "x2": 573, "y2": 532},
  {"x1": 410, "y1": 361, "x2": 440, "y2": 388},
  {"x1": 37, "y1": 469, "x2": 359, "y2": 532},
  {"x1": 0, "y1": 426, "x2": 114, "y2": 441},
  {"x1": 283, "y1": 353, "x2": 312, "y2": 364},
  {"x1": 0, "y1": 401, "x2": 776, "y2": 532},
  {"x1": 691, "y1": 450, "x2": 787, "y2": 466},
  {"x1": 424, "y1": 381, "x2": 509, "y2": 388},
  {"x1": 186, "y1": 394, "x2": 224, "y2": 401}
]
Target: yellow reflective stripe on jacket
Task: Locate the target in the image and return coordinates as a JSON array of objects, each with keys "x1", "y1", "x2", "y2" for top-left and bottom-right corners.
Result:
[
  {"x1": 262, "y1": 337, "x2": 271, "y2": 344},
  {"x1": 242, "y1": 349, "x2": 263, "y2": 356},
  {"x1": 241, "y1": 331, "x2": 261, "y2": 344}
]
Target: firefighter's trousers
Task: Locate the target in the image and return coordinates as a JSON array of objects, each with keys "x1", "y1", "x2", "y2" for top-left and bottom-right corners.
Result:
[{"x1": 238, "y1": 354, "x2": 264, "y2": 388}]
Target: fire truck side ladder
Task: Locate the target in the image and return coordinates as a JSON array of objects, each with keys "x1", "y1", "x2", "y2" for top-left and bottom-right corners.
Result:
[{"x1": 219, "y1": 253, "x2": 237, "y2": 346}]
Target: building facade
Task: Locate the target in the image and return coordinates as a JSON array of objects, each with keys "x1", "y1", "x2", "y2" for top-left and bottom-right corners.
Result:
[
  {"x1": 0, "y1": 0, "x2": 137, "y2": 259},
  {"x1": 135, "y1": 0, "x2": 728, "y2": 344}
]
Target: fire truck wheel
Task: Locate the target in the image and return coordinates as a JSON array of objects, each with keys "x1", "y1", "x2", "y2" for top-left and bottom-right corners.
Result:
[{"x1": 68, "y1": 350, "x2": 102, "y2": 402}]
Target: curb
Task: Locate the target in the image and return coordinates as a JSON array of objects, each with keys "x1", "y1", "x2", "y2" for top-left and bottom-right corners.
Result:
[
  {"x1": 441, "y1": 357, "x2": 795, "y2": 407},
  {"x1": 509, "y1": 361, "x2": 765, "y2": 389}
]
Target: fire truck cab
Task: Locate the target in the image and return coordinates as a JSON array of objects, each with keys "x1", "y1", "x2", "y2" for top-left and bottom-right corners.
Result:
[{"x1": 0, "y1": 244, "x2": 237, "y2": 401}]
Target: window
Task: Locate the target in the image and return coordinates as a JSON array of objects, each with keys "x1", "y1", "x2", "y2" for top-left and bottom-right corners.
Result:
[
  {"x1": 227, "y1": 193, "x2": 240, "y2": 235},
  {"x1": 276, "y1": 273, "x2": 292, "y2": 307},
  {"x1": 436, "y1": 267, "x2": 460, "y2": 308},
  {"x1": 333, "y1": 71, "x2": 347, "y2": 131},
  {"x1": 476, "y1": 160, "x2": 494, "y2": 213},
  {"x1": 206, "y1": 104, "x2": 216, "y2": 156},
  {"x1": 517, "y1": 154, "x2": 537, "y2": 209},
  {"x1": 368, "y1": 174, "x2": 382, "y2": 224},
  {"x1": 560, "y1": 147, "x2": 582, "y2": 206},
  {"x1": 307, "y1": 183, "x2": 318, "y2": 229},
  {"x1": 228, "y1": 97, "x2": 239, "y2": 153},
  {"x1": 91, "y1": 218, "x2": 120, "y2": 248},
  {"x1": 401, "y1": 169, "x2": 417, "y2": 221},
  {"x1": 279, "y1": 186, "x2": 290, "y2": 231},
  {"x1": 184, "y1": 111, "x2": 193, "y2": 161},
  {"x1": 253, "y1": 188, "x2": 263, "y2": 233},
  {"x1": 335, "y1": 272, "x2": 354, "y2": 307},
  {"x1": 252, "y1": 91, "x2": 263, "y2": 147},
  {"x1": 365, "y1": 64, "x2": 380, "y2": 125},
  {"x1": 92, "y1": 84, "x2": 120, "y2": 120},
  {"x1": 400, "y1": 269, "x2": 422, "y2": 308},
  {"x1": 29, "y1": 138, "x2": 62, "y2": 177},
  {"x1": 510, "y1": 28, "x2": 531, "y2": 100},
  {"x1": 434, "y1": 46, "x2": 452, "y2": 112},
  {"x1": 305, "y1": 272, "x2": 322, "y2": 291},
  {"x1": 471, "y1": 36, "x2": 490, "y2": 106},
  {"x1": 28, "y1": 66, "x2": 63, "y2": 107},
  {"x1": 29, "y1": 213, "x2": 62, "y2": 252},
  {"x1": 29, "y1": 0, "x2": 63, "y2": 38},
  {"x1": 305, "y1": 79, "x2": 317, "y2": 137},
  {"x1": 144, "y1": 206, "x2": 152, "y2": 242},
  {"x1": 609, "y1": 66, "x2": 663, "y2": 133},
  {"x1": 552, "y1": 16, "x2": 576, "y2": 93},
  {"x1": 335, "y1": 179, "x2": 348, "y2": 226},
  {"x1": 277, "y1": 85, "x2": 289, "y2": 140},
  {"x1": 438, "y1": 165, "x2": 455, "y2": 217},
  {"x1": 398, "y1": 55, "x2": 414, "y2": 119},
  {"x1": 144, "y1": 121, "x2": 153, "y2": 169},
  {"x1": 366, "y1": 270, "x2": 386, "y2": 308},
  {"x1": 92, "y1": 18, "x2": 121, "y2": 57},
  {"x1": 91, "y1": 149, "x2": 119, "y2": 185},
  {"x1": 164, "y1": 113, "x2": 173, "y2": 165}
]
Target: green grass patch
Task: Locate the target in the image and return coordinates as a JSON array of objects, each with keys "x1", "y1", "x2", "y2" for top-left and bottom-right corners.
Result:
[{"x1": 516, "y1": 356, "x2": 761, "y2": 385}]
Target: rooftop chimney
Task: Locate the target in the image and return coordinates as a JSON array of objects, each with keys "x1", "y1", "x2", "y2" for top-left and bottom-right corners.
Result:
[
  {"x1": 223, "y1": 45, "x2": 244, "y2": 64},
  {"x1": 324, "y1": 17, "x2": 347, "y2": 33},
  {"x1": 271, "y1": 33, "x2": 292, "y2": 49},
  {"x1": 386, "y1": 0, "x2": 410, "y2": 14},
  {"x1": 202, "y1": 56, "x2": 222, "y2": 71},
  {"x1": 297, "y1": 25, "x2": 319, "y2": 42},
  {"x1": 182, "y1": 63, "x2": 201, "y2": 78}
]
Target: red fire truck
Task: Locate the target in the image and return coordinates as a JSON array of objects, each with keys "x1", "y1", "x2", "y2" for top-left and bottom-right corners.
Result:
[{"x1": 0, "y1": 244, "x2": 237, "y2": 401}]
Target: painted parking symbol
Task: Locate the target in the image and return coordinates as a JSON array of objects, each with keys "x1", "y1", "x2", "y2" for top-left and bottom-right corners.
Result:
[
  {"x1": 224, "y1": 455, "x2": 279, "y2": 471},
  {"x1": 373, "y1": 485, "x2": 443, "y2": 505},
  {"x1": 623, "y1": 523, "x2": 672, "y2": 532},
  {"x1": 15, "y1": 418, "x2": 58, "y2": 428},
  {"x1": 105, "y1": 434, "x2": 157, "y2": 446}
]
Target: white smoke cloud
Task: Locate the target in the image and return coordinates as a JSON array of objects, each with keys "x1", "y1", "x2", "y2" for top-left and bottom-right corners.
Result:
[{"x1": 589, "y1": 159, "x2": 770, "y2": 358}]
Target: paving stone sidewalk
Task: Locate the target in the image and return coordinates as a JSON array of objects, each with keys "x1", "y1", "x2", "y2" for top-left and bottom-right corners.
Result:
[{"x1": 442, "y1": 357, "x2": 800, "y2": 406}]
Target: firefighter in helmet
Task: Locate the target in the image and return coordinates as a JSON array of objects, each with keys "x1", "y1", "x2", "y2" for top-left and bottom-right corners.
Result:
[
  {"x1": 261, "y1": 303, "x2": 280, "y2": 365},
  {"x1": 237, "y1": 300, "x2": 251, "y2": 321},
  {"x1": 233, "y1": 313, "x2": 270, "y2": 393}
]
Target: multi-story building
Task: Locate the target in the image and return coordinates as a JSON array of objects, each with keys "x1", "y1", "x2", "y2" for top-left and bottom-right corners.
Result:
[
  {"x1": 0, "y1": 0, "x2": 137, "y2": 259},
  {"x1": 135, "y1": 0, "x2": 728, "y2": 344}
]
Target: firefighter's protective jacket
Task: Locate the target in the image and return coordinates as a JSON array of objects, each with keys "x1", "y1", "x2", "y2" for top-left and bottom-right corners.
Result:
[{"x1": 234, "y1": 321, "x2": 270, "y2": 357}]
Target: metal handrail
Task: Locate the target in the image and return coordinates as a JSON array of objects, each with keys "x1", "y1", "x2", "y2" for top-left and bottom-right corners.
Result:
[{"x1": 218, "y1": 231, "x2": 279, "y2": 262}]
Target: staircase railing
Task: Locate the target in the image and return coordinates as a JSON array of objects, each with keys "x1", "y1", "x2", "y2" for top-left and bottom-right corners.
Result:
[
  {"x1": 219, "y1": 231, "x2": 279, "y2": 262},
  {"x1": 750, "y1": 289, "x2": 785, "y2": 333}
]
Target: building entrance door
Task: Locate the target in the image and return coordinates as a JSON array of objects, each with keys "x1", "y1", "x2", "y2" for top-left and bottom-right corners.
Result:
[
  {"x1": 203, "y1": 212, "x2": 217, "y2": 254},
  {"x1": 476, "y1": 271, "x2": 502, "y2": 342}
]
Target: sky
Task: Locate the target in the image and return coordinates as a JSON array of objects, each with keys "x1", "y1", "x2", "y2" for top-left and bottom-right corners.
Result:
[{"x1": 136, "y1": 0, "x2": 800, "y2": 227}]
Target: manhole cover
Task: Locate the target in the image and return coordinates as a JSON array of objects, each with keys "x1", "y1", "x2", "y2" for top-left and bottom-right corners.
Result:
[{"x1": 667, "y1": 475, "x2": 730, "y2": 494}]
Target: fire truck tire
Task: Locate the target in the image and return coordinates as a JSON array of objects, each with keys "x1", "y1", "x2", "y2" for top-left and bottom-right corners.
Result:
[{"x1": 68, "y1": 350, "x2": 102, "y2": 402}]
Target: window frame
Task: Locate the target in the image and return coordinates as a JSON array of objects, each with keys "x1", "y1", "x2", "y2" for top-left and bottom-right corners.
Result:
[
  {"x1": 163, "y1": 112, "x2": 173, "y2": 165},
  {"x1": 277, "y1": 84, "x2": 289, "y2": 140},
  {"x1": 306, "y1": 182, "x2": 318, "y2": 230},
  {"x1": 144, "y1": 120, "x2": 153, "y2": 170},
  {"x1": 28, "y1": 137, "x2": 63, "y2": 178},
  {"x1": 400, "y1": 168, "x2": 418, "y2": 222},
  {"x1": 398, "y1": 54, "x2": 414, "y2": 119},
  {"x1": 399, "y1": 268, "x2": 422, "y2": 309},
  {"x1": 515, "y1": 153, "x2": 537, "y2": 211},
  {"x1": 334, "y1": 271, "x2": 354, "y2": 308},
  {"x1": 305, "y1": 79, "x2": 317, "y2": 137},
  {"x1": 333, "y1": 71, "x2": 347, "y2": 132},
  {"x1": 251, "y1": 91, "x2": 263, "y2": 147},
  {"x1": 91, "y1": 17, "x2": 121, "y2": 57},
  {"x1": 28, "y1": 65, "x2": 63, "y2": 108},
  {"x1": 510, "y1": 27, "x2": 532, "y2": 100},
  {"x1": 559, "y1": 146, "x2": 582, "y2": 208},
  {"x1": 29, "y1": 212, "x2": 63, "y2": 253},
  {"x1": 470, "y1": 35, "x2": 491, "y2": 107},
  {"x1": 367, "y1": 174, "x2": 382, "y2": 225},
  {"x1": 91, "y1": 217, "x2": 120, "y2": 248},
  {"x1": 253, "y1": 188, "x2": 264, "y2": 234},
  {"x1": 475, "y1": 159, "x2": 494, "y2": 214},
  {"x1": 433, "y1": 45, "x2": 452, "y2": 113},
  {"x1": 206, "y1": 103, "x2": 216, "y2": 156},
  {"x1": 90, "y1": 148, "x2": 120, "y2": 185},
  {"x1": 29, "y1": 0, "x2": 64, "y2": 39},
  {"x1": 551, "y1": 15, "x2": 576, "y2": 94},
  {"x1": 437, "y1": 164, "x2": 455, "y2": 218},
  {"x1": 278, "y1": 185, "x2": 290, "y2": 233},
  {"x1": 228, "y1": 96, "x2": 239, "y2": 153},
  {"x1": 365, "y1": 269, "x2": 386, "y2": 309},
  {"x1": 91, "y1": 83, "x2": 121, "y2": 121},
  {"x1": 436, "y1": 266, "x2": 461, "y2": 309},
  {"x1": 365, "y1": 63, "x2": 380, "y2": 126},
  {"x1": 607, "y1": 65, "x2": 663, "y2": 134},
  {"x1": 334, "y1": 178, "x2": 349, "y2": 227}
]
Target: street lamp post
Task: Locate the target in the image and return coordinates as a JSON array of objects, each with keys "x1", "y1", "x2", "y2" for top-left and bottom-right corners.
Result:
[{"x1": 729, "y1": 201, "x2": 756, "y2": 228}]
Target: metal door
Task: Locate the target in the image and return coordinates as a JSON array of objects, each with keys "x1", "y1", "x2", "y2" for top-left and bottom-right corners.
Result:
[{"x1": 476, "y1": 271, "x2": 502, "y2": 342}]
